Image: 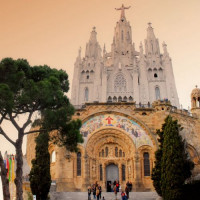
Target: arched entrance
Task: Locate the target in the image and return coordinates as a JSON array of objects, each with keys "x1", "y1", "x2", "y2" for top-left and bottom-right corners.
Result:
[{"x1": 106, "y1": 164, "x2": 119, "y2": 192}]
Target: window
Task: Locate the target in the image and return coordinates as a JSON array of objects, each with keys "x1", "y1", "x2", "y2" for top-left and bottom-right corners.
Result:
[
  {"x1": 100, "y1": 165, "x2": 103, "y2": 181},
  {"x1": 87, "y1": 75, "x2": 89, "y2": 79},
  {"x1": 121, "y1": 30, "x2": 124, "y2": 41},
  {"x1": 114, "y1": 73, "x2": 126, "y2": 92},
  {"x1": 115, "y1": 147, "x2": 118, "y2": 157},
  {"x1": 108, "y1": 96, "x2": 112, "y2": 102},
  {"x1": 154, "y1": 73, "x2": 158, "y2": 78},
  {"x1": 129, "y1": 96, "x2": 133, "y2": 102},
  {"x1": 143, "y1": 152, "x2": 150, "y2": 176},
  {"x1": 123, "y1": 96, "x2": 127, "y2": 102},
  {"x1": 85, "y1": 87, "x2": 89, "y2": 101},
  {"x1": 118, "y1": 96, "x2": 122, "y2": 102},
  {"x1": 155, "y1": 87, "x2": 160, "y2": 100},
  {"x1": 51, "y1": 150, "x2": 56, "y2": 163},
  {"x1": 105, "y1": 147, "x2": 108, "y2": 157},
  {"x1": 122, "y1": 164, "x2": 126, "y2": 181},
  {"x1": 119, "y1": 150, "x2": 122, "y2": 157},
  {"x1": 113, "y1": 96, "x2": 117, "y2": 102},
  {"x1": 77, "y1": 152, "x2": 81, "y2": 176},
  {"x1": 102, "y1": 149, "x2": 104, "y2": 157}
]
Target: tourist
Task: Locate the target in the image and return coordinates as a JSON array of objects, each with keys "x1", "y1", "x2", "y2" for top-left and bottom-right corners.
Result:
[
  {"x1": 92, "y1": 184, "x2": 96, "y2": 199},
  {"x1": 116, "y1": 180, "x2": 120, "y2": 192},
  {"x1": 113, "y1": 185, "x2": 118, "y2": 200},
  {"x1": 129, "y1": 182, "x2": 132, "y2": 191},
  {"x1": 121, "y1": 191, "x2": 128, "y2": 200},
  {"x1": 125, "y1": 185, "x2": 129, "y2": 199},
  {"x1": 98, "y1": 185, "x2": 102, "y2": 199},
  {"x1": 88, "y1": 186, "x2": 92, "y2": 200},
  {"x1": 96, "y1": 186, "x2": 100, "y2": 200}
]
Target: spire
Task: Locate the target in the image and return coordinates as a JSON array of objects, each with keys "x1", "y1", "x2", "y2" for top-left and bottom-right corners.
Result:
[
  {"x1": 145, "y1": 23, "x2": 160, "y2": 56},
  {"x1": 139, "y1": 42, "x2": 144, "y2": 55},
  {"x1": 147, "y1": 22, "x2": 156, "y2": 40},
  {"x1": 78, "y1": 47, "x2": 81, "y2": 58},
  {"x1": 115, "y1": 4, "x2": 131, "y2": 20},
  {"x1": 89, "y1": 26, "x2": 97, "y2": 42},
  {"x1": 85, "y1": 27, "x2": 102, "y2": 59},
  {"x1": 162, "y1": 42, "x2": 169, "y2": 56}
]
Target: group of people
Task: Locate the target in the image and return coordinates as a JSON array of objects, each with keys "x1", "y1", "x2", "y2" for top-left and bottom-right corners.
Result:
[
  {"x1": 88, "y1": 182, "x2": 104, "y2": 200},
  {"x1": 88, "y1": 180, "x2": 133, "y2": 200}
]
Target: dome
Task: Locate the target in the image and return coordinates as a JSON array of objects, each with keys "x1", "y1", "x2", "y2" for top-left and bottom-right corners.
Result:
[{"x1": 191, "y1": 86, "x2": 200, "y2": 98}]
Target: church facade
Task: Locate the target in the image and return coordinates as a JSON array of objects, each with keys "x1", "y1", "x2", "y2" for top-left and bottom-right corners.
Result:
[{"x1": 26, "y1": 5, "x2": 200, "y2": 192}]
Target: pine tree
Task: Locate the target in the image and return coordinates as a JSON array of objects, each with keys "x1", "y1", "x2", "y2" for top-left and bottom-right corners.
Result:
[
  {"x1": 161, "y1": 116, "x2": 194, "y2": 200},
  {"x1": 29, "y1": 131, "x2": 51, "y2": 200}
]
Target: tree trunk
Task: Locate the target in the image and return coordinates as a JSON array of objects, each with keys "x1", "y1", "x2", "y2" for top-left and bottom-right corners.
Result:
[
  {"x1": 15, "y1": 134, "x2": 24, "y2": 200},
  {"x1": 0, "y1": 151, "x2": 10, "y2": 200}
]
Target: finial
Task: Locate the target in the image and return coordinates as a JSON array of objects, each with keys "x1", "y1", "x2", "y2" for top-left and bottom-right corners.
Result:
[
  {"x1": 195, "y1": 85, "x2": 198, "y2": 88},
  {"x1": 148, "y1": 22, "x2": 152, "y2": 27},
  {"x1": 92, "y1": 26, "x2": 96, "y2": 31}
]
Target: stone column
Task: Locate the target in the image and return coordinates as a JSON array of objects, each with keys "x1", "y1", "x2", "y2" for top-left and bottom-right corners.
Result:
[
  {"x1": 118, "y1": 163, "x2": 122, "y2": 184},
  {"x1": 103, "y1": 163, "x2": 106, "y2": 191},
  {"x1": 82, "y1": 153, "x2": 90, "y2": 190},
  {"x1": 134, "y1": 151, "x2": 143, "y2": 191}
]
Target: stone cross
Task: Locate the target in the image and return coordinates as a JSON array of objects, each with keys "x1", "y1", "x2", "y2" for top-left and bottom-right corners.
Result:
[{"x1": 115, "y1": 4, "x2": 131, "y2": 19}]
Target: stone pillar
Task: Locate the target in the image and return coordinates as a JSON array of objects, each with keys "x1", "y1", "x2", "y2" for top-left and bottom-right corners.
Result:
[
  {"x1": 82, "y1": 153, "x2": 90, "y2": 190},
  {"x1": 119, "y1": 163, "x2": 122, "y2": 184},
  {"x1": 103, "y1": 163, "x2": 106, "y2": 191},
  {"x1": 134, "y1": 151, "x2": 143, "y2": 191}
]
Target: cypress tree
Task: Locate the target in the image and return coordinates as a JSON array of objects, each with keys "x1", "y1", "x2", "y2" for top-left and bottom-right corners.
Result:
[
  {"x1": 161, "y1": 116, "x2": 194, "y2": 200},
  {"x1": 151, "y1": 128, "x2": 164, "y2": 196},
  {"x1": 29, "y1": 131, "x2": 51, "y2": 200}
]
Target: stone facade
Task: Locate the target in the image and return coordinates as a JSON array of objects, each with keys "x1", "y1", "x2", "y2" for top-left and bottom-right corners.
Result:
[
  {"x1": 26, "y1": 5, "x2": 200, "y2": 193},
  {"x1": 71, "y1": 5, "x2": 179, "y2": 108}
]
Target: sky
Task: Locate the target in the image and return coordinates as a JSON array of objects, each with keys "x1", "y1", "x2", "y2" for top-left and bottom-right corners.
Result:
[{"x1": 0, "y1": 0, "x2": 200, "y2": 198}]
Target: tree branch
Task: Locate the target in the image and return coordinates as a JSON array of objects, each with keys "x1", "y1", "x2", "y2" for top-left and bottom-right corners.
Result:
[
  {"x1": 9, "y1": 114, "x2": 20, "y2": 131},
  {"x1": 24, "y1": 129, "x2": 46, "y2": 135},
  {"x1": 0, "y1": 126, "x2": 16, "y2": 146},
  {"x1": 22, "y1": 111, "x2": 33, "y2": 131}
]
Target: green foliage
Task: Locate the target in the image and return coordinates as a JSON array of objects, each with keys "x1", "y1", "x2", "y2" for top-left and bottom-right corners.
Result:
[
  {"x1": 29, "y1": 132, "x2": 51, "y2": 200},
  {"x1": 160, "y1": 116, "x2": 194, "y2": 200}
]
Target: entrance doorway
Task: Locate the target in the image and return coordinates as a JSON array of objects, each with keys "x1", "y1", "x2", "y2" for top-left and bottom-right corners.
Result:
[{"x1": 106, "y1": 164, "x2": 119, "y2": 192}]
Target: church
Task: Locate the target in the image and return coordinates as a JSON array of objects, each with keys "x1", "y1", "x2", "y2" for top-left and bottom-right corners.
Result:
[{"x1": 26, "y1": 5, "x2": 200, "y2": 192}]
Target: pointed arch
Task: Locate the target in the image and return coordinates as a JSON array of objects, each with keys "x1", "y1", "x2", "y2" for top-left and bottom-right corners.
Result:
[{"x1": 114, "y1": 73, "x2": 126, "y2": 92}]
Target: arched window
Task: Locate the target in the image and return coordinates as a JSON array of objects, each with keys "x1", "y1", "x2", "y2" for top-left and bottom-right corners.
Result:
[
  {"x1": 122, "y1": 164, "x2": 126, "y2": 181},
  {"x1": 155, "y1": 87, "x2": 160, "y2": 100},
  {"x1": 115, "y1": 147, "x2": 118, "y2": 157},
  {"x1": 100, "y1": 164, "x2": 103, "y2": 181},
  {"x1": 119, "y1": 150, "x2": 122, "y2": 157},
  {"x1": 105, "y1": 147, "x2": 108, "y2": 157},
  {"x1": 85, "y1": 87, "x2": 89, "y2": 102},
  {"x1": 118, "y1": 96, "x2": 122, "y2": 102},
  {"x1": 102, "y1": 149, "x2": 104, "y2": 157},
  {"x1": 77, "y1": 152, "x2": 81, "y2": 176},
  {"x1": 143, "y1": 152, "x2": 150, "y2": 176},
  {"x1": 129, "y1": 96, "x2": 133, "y2": 102},
  {"x1": 51, "y1": 150, "x2": 56, "y2": 163},
  {"x1": 108, "y1": 96, "x2": 112, "y2": 102},
  {"x1": 123, "y1": 96, "x2": 127, "y2": 102},
  {"x1": 113, "y1": 96, "x2": 117, "y2": 102},
  {"x1": 114, "y1": 73, "x2": 126, "y2": 92}
]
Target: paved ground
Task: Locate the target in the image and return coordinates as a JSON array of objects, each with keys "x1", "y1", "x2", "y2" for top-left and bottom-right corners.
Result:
[{"x1": 50, "y1": 192, "x2": 159, "y2": 200}]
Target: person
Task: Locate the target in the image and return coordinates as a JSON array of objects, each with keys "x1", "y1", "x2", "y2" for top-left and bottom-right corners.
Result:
[
  {"x1": 114, "y1": 185, "x2": 118, "y2": 200},
  {"x1": 116, "y1": 180, "x2": 120, "y2": 192},
  {"x1": 125, "y1": 185, "x2": 129, "y2": 199},
  {"x1": 102, "y1": 197, "x2": 105, "y2": 200},
  {"x1": 96, "y1": 186, "x2": 100, "y2": 200},
  {"x1": 98, "y1": 185, "x2": 102, "y2": 199},
  {"x1": 92, "y1": 184, "x2": 96, "y2": 199},
  {"x1": 121, "y1": 191, "x2": 128, "y2": 200},
  {"x1": 88, "y1": 186, "x2": 92, "y2": 200}
]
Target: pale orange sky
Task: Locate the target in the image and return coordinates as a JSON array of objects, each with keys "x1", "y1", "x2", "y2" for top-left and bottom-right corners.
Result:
[{"x1": 1, "y1": 0, "x2": 200, "y2": 197}]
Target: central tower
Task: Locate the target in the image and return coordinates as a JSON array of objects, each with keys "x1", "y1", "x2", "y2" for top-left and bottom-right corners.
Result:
[{"x1": 71, "y1": 5, "x2": 180, "y2": 108}]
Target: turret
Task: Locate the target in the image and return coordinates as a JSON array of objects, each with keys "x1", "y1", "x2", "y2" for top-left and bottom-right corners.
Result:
[{"x1": 191, "y1": 86, "x2": 200, "y2": 117}]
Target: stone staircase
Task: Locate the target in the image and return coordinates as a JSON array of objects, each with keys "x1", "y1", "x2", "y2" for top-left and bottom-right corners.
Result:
[{"x1": 50, "y1": 192, "x2": 159, "y2": 200}]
